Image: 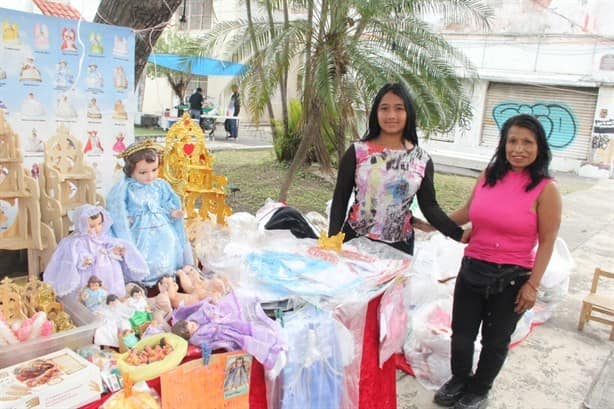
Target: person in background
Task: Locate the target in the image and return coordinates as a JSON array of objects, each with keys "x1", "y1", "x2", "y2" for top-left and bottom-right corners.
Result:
[
  {"x1": 189, "y1": 87, "x2": 204, "y2": 125},
  {"x1": 225, "y1": 84, "x2": 240, "y2": 140},
  {"x1": 328, "y1": 82, "x2": 466, "y2": 409},
  {"x1": 434, "y1": 114, "x2": 562, "y2": 409}
]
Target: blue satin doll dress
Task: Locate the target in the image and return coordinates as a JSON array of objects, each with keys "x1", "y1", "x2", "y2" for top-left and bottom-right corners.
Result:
[{"x1": 106, "y1": 177, "x2": 193, "y2": 286}]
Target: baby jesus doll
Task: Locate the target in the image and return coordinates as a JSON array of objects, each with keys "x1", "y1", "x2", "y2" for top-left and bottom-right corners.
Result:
[
  {"x1": 157, "y1": 275, "x2": 202, "y2": 310},
  {"x1": 106, "y1": 140, "x2": 193, "y2": 288},
  {"x1": 175, "y1": 265, "x2": 231, "y2": 301},
  {"x1": 79, "y1": 275, "x2": 107, "y2": 312},
  {"x1": 43, "y1": 204, "x2": 148, "y2": 298}
]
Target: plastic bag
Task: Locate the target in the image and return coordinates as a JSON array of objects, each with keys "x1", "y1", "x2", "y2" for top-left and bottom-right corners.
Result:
[
  {"x1": 403, "y1": 298, "x2": 481, "y2": 390},
  {"x1": 539, "y1": 238, "x2": 574, "y2": 289},
  {"x1": 379, "y1": 277, "x2": 409, "y2": 367}
]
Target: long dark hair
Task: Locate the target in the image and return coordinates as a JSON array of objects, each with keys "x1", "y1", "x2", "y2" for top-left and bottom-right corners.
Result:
[
  {"x1": 362, "y1": 83, "x2": 418, "y2": 146},
  {"x1": 485, "y1": 114, "x2": 552, "y2": 191}
]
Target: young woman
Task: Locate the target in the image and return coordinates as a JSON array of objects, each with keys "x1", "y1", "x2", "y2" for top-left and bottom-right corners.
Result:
[
  {"x1": 329, "y1": 82, "x2": 465, "y2": 408},
  {"x1": 434, "y1": 114, "x2": 562, "y2": 409}
]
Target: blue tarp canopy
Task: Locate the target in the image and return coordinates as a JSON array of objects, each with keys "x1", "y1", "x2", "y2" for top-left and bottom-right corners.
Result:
[{"x1": 147, "y1": 53, "x2": 245, "y2": 76}]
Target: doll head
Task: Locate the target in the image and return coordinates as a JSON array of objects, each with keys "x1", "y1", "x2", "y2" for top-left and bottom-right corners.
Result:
[
  {"x1": 119, "y1": 140, "x2": 164, "y2": 181},
  {"x1": 171, "y1": 319, "x2": 198, "y2": 340},
  {"x1": 87, "y1": 275, "x2": 102, "y2": 290},
  {"x1": 130, "y1": 286, "x2": 144, "y2": 300},
  {"x1": 87, "y1": 212, "x2": 104, "y2": 236},
  {"x1": 130, "y1": 154, "x2": 159, "y2": 184},
  {"x1": 106, "y1": 294, "x2": 120, "y2": 306},
  {"x1": 73, "y1": 204, "x2": 113, "y2": 236},
  {"x1": 157, "y1": 275, "x2": 178, "y2": 293}
]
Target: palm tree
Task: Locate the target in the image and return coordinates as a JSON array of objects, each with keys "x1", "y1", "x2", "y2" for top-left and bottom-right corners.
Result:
[{"x1": 199, "y1": 0, "x2": 493, "y2": 202}]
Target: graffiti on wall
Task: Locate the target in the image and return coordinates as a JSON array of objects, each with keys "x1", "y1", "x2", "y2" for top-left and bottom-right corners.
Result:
[
  {"x1": 591, "y1": 108, "x2": 614, "y2": 169},
  {"x1": 492, "y1": 102, "x2": 577, "y2": 149}
]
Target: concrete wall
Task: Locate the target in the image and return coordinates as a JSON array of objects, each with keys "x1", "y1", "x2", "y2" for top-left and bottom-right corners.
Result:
[{"x1": 422, "y1": 30, "x2": 614, "y2": 176}]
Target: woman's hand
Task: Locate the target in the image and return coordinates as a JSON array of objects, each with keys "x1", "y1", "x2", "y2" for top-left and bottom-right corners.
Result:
[
  {"x1": 412, "y1": 217, "x2": 435, "y2": 232},
  {"x1": 514, "y1": 280, "x2": 538, "y2": 313},
  {"x1": 171, "y1": 209, "x2": 184, "y2": 219},
  {"x1": 461, "y1": 228, "x2": 472, "y2": 243}
]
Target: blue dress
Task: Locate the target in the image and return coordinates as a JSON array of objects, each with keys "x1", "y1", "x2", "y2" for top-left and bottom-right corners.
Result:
[{"x1": 106, "y1": 177, "x2": 192, "y2": 286}]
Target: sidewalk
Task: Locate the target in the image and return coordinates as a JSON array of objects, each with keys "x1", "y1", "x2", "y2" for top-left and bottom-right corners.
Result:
[
  {"x1": 201, "y1": 122, "x2": 274, "y2": 151},
  {"x1": 396, "y1": 177, "x2": 614, "y2": 409}
]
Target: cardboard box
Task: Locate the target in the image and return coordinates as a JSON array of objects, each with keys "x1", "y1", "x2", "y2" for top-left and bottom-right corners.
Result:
[{"x1": 0, "y1": 348, "x2": 102, "y2": 409}]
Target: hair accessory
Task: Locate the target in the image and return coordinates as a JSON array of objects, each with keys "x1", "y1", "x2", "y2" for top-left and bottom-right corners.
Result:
[{"x1": 116, "y1": 138, "x2": 164, "y2": 159}]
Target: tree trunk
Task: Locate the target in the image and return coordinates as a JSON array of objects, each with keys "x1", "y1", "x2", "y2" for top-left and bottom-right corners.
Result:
[
  {"x1": 94, "y1": 0, "x2": 183, "y2": 87},
  {"x1": 278, "y1": 0, "x2": 317, "y2": 202},
  {"x1": 246, "y1": 0, "x2": 278, "y2": 141}
]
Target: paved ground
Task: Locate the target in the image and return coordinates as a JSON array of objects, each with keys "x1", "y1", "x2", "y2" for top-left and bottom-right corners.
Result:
[{"x1": 396, "y1": 177, "x2": 614, "y2": 409}]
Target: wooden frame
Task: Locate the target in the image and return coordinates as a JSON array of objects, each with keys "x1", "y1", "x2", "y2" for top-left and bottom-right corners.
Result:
[{"x1": 578, "y1": 268, "x2": 614, "y2": 341}]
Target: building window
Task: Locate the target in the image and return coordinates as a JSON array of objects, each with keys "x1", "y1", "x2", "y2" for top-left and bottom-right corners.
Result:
[{"x1": 178, "y1": 0, "x2": 213, "y2": 31}]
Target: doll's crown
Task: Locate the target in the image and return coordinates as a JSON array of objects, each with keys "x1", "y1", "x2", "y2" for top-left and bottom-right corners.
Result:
[{"x1": 116, "y1": 138, "x2": 164, "y2": 159}]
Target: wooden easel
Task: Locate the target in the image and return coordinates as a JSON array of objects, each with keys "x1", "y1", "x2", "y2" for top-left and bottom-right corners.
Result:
[
  {"x1": 39, "y1": 124, "x2": 105, "y2": 240},
  {"x1": 0, "y1": 111, "x2": 56, "y2": 278}
]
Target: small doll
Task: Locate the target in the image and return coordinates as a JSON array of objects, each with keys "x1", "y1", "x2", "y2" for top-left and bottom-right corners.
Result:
[
  {"x1": 80, "y1": 275, "x2": 108, "y2": 312},
  {"x1": 126, "y1": 286, "x2": 150, "y2": 313},
  {"x1": 106, "y1": 140, "x2": 193, "y2": 287},
  {"x1": 176, "y1": 265, "x2": 230, "y2": 301},
  {"x1": 43, "y1": 204, "x2": 148, "y2": 298},
  {"x1": 94, "y1": 295, "x2": 133, "y2": 348},
  {"x1": 170, "y1": 319, "x2": 199, "y2": 340},
  {"x1": 158, "y1": 275, "x2": 202, "y2": 309}
]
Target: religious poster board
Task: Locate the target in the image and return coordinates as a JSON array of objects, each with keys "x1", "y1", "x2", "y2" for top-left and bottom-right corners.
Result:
[{"x1": 0, "y1": 7, "x2": 135, "y2": 193}]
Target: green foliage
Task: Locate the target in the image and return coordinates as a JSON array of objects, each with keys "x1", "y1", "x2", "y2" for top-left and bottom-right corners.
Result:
[
  {"x1": 273, "y1": 98, "x2": 339, "y2": 164},
  {"x1": 212, "y1": 149, "x2": 482, "y2": 215},
  {"x1": 273, "y1": 99, "x2": 303, "y2": 162},
  {"x1": 197, "y1": 0, "x2": 494, "y2": 199}
]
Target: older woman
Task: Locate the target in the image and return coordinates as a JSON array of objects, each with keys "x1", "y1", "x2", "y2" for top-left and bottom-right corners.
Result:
[{"x1": 434, "y1": 114, "x2": 562, "y2": 409}]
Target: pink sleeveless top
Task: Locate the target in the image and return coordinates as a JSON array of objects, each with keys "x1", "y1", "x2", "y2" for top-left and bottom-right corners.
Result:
[{"x1": 464, "y1": 171, "x2": 551, "y2": 268}]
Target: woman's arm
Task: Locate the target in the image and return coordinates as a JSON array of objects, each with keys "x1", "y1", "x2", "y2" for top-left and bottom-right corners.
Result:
[
  {"x1": 515, "y1": 181, "x2": 562, "y2": 312},
  {"x1": 416, "y1": 159, "x2": 464, "y2": 241},
  {"x1": 328, "y1": 145, "x2": 356, "y2": 236}
]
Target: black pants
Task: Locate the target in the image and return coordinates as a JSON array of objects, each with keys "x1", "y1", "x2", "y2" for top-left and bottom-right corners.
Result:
[
  {"x1": 450, "y1": 257, "x2": 530, "y2": 394},
  {"x1": 341, "y1": 222, "x2": 414, "y2": 255}
]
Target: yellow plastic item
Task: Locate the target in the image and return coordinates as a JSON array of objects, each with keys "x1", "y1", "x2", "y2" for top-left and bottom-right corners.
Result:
[
  {"x1": 116, "y1": 333, "x2": 188, "y2": 382},
  {"x1": 318, "y1": 231, "x2": 345, "y2": 251},
  {"x1": 101, "y1": 375, "x2": 160, "y2": 409}
]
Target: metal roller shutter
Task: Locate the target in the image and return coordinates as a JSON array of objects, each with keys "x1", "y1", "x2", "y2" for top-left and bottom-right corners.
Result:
[{"x1": 481, "y1": 83, "x2": 598, "y2": 160}]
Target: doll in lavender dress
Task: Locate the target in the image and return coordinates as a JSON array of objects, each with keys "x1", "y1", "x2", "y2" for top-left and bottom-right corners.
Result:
[
  {"x1": 43, "y1": 204, "x2": 148, "y2": 298},
  {"x1": 106, "y1": 140, "x2": 193, "y2": 287},
  {"x1": 171, "y1": 291, "x2": 287, "y2": 371}
]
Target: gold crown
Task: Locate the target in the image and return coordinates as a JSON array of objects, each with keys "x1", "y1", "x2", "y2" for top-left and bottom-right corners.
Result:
[{"x1": 116, "y1": 138, "x2": 164, "y2": 159}]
